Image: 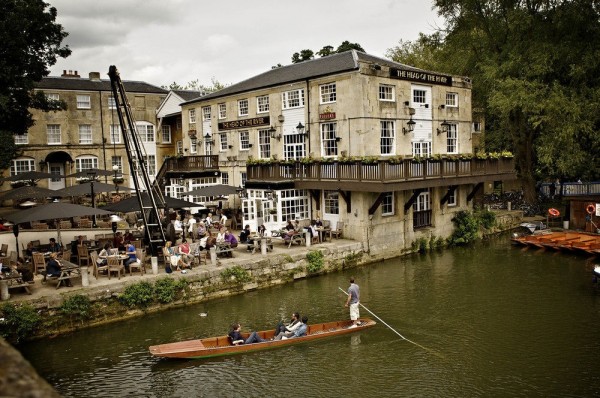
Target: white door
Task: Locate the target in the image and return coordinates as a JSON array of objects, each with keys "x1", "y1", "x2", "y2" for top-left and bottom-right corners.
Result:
[
  {"x1": 323, "y1": 190, "x2": 340, "y2": 227},
  {"x1": 48, "y1": 164, "x2": 65, "y2": 190}
]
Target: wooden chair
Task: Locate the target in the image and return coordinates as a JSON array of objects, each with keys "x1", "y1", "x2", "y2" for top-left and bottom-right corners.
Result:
[
  {"x1": 330, "y1": 221, "x2": 344, "y2": 239},
  {"x1": 107, "y1": 256, "x2": 125, "y2": 280},
  {"x1": 32, "y1": 252, "x2": 46, "y2": 275},
  {"x1": 8, "y1": 251, "x2": 18, "y2": 267},
  {"x1": 90, "y1": 251, "x2": 108, "y2": 278},
  {"x1": 1, "y1": 243, "x2": 8, "y2": 256},
  {"x1": 30, "y1": 240, "x2": 41, "y2": 248},
  {"x1": 129, "y1": 249, "x2": 145, "y2": 275},
  {"x1": 77, "y1": 245, "x2": 90, "y2": 267},
  {"x1": 132, "y1": 240, "x2": 142, "y2": 249},
  {"x1": 311, "y1": 232, "x2": 320, "y2": 245}
]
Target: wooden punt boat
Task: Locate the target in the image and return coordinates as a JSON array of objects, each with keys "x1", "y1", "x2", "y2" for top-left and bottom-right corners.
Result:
[
  {"x1": 149, "y1": 318, "x2": 376, "y2": 359},
  {"x1": 511, "y1": 231, "x2": 600, "y2": 256}
]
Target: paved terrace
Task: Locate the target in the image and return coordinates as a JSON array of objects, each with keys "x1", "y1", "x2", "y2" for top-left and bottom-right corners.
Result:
[{"x1": 4, "y1": 236, "x2": 360, "y2": 304}]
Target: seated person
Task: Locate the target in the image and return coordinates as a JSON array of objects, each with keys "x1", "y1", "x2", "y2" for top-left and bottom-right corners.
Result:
[
  {"x1": 204, "y1": 213, "x2": 213, "y2": 228},
  {"x1": 274, "y1": 312, "x2": 303, "y2": 340},
  {"x1": 228, "y1": 323, "x2": 266, "y2": 345},
  {"x1": 196, "y1": 222, "x2": 207, "y2": 239},
  {"x1": 239, "y1": 225, "x2": 251, "y2": 244},
  {"x1": 178, "y1": 239, "x2": 195, "y2": 266},
  {"x1": 164, "y1": 241, "x2": 188, "y2": 271},
  {"x1": 223, "y1": 230, "x2": 238, "y2": 248},
  {"x1": 124, "y1": 243, "x2": 139, "y2": 270},
  {"x1": 113, "y1": 232, "x2": 125, "y2": 251},
  {"x1": 48, "y1": 238, "x2": 62, "y2": 253},
  {"x1": 281, "y1": 316, "x2": 308, "y2": 340},
  {"x1": 97, "y1": 243, "x2": 112, "y2": 266},
  {"x1": 46, "y1": 252, "x2": 71, "y2": 286},
  {"x1": 315, "y1": 217, "x2": 323, "y2": 227},
  {"x1": 258, "y1": 224, "x2": 266, "y2": 236},
  {"x1": 25, "y1": 242, "x2": 35, "y2": 258},
  {"x1": 216, "y1": 227, "x2": 227, "y2": 244},
  {"x1": 123, "y1": 230, "x2": 134, "y2": 244}
]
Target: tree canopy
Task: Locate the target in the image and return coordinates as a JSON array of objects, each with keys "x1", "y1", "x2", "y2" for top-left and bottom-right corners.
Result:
[
  {"x1": 0, "y1": 0, "x2": 70, "y2": 170},
  {"x1": 387, "y1": 0, "x2": 600, "y2": 199},
  {"x1": 163, "y1": 77, "x2": 228, "y2": 94},
  {"x1": 290, "y1": 41, "x2": 365, "y2": 64}
]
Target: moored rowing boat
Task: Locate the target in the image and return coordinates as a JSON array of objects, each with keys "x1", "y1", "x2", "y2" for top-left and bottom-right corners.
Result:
[{"x1": 149, "y1": 318, "x2": 376, "y2": 359}]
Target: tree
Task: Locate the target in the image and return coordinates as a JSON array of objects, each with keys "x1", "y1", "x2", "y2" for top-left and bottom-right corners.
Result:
[
  {"x1": 0, "y1": 0, "x2": 70, "y2": 170},
  {"x1": 291, "y1": 49, "x2": 315, "y2": 64},
  {"x1": 317, "y1": 45, "x2": 335, "y2": 57},
  {"x1": 162, "y1": 78, "x2": 228, "y2": 94},
  {"x1": 335, "y1": 41, "x2": 365, "y2": 53},
  {"x1": 388, "y1": 1, "x2": 600, "y2": 201}
]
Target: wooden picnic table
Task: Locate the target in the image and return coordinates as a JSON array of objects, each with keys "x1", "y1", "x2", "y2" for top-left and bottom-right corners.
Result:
[
  {"x1": 1, "y1": 270, "x2": 33, "y2": 295},
  {"x1": 49, "y1": 259, "x2": 81, "y2": 289}
]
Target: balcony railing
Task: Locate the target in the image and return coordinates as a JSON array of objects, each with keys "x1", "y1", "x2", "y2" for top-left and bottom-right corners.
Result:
[
  {"x1": 540, "y1": 181, "x2": 600, "y2": 197},
  {"x1": 153, "y1": 155, "x2": 220, "y2": 191},
  {"x1": 247, "y1": 158, "x2": 515, "y2": 186}
]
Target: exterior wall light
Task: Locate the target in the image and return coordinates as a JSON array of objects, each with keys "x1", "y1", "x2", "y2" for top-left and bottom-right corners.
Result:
[
  {"x1": 403, "y1": 118, "x2": 416, "y2": 134},
  {"x1": 269, "y1": 126, "x2": 281, "y2": 140},
  {"x1": 437, "y1": 120, "x2": 450, "y2": 135},
  {"x1": 296, "y1": 122, "x2": 307, "y2": 138}
]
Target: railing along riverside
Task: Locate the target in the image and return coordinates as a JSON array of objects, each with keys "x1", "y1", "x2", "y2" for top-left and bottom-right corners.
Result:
[
  {"x1": 539, "y1": 181, "x2": 600, "y2": 197},
  {"x1": 247, "y1": 158, "x2": 515, "y2": 183}
]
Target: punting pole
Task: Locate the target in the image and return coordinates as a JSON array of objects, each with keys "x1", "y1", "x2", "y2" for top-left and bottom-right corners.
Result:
[{"x1": 338, "y1": 287, "x2": 443, "y2": 358}]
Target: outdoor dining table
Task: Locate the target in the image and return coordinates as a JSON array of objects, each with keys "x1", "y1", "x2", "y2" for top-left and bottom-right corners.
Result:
[
  {"x1": 0, "y1": 270, "x2": 33, "y2": 298},
  {"x1": 246, "y1": 235, "x2": 273, "y2": 254},
  {"x1": 315, "y1": 227, "x2": 332, "y2": 242},
  {"x1": 54, "y1": 259, "x2": 82, "y2": 289}
]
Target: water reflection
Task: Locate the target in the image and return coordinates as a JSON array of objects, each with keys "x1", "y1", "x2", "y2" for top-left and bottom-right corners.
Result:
[{"x1": 20, "y1": 236, "x2": 600, "y2": 397}]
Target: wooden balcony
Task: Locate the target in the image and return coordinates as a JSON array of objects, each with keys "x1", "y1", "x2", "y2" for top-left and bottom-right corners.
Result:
[
  {"x1": 246, "y1": 158, "x2": 517, "y2": 192},
  {"x1": 154, "y1": 155, "x2": 220, "y2": 190}
]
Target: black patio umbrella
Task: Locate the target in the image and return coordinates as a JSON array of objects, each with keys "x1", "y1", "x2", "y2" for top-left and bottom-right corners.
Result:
[
  {"x1": 4, "y1": 202, "x2": 113, "y2": 245},
  {"x1": 56, "y1": 181, "x2": 133, "y2": 196},
  {"x1": 66, "y1": 168, "x2": 118, "y2": 178},
  {"x1": 0, "y1": 171, "x2": 64, "y2": 182},
  {"x1": 101, "y1": 193, "x2": 202, "y2": 213},
  {"x1": 0, "y1": 186, "x2": 64, "y2": 201},
  {"x1": 183, "y1": 184, "x2": 238, "y2": 197}
]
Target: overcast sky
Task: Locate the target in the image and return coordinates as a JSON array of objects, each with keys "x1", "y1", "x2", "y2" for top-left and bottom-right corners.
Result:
[{"x1": 47, "y1": 0, "x2": 444, "y2": 88}]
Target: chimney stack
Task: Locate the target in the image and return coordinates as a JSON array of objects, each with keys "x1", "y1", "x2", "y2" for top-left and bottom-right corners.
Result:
[
  {"x1": 89, "y1": 72, "x2": 101, "y2": 81},
  {"x1": 61, "y1": 70, "x2": 81, "y2": 78}
]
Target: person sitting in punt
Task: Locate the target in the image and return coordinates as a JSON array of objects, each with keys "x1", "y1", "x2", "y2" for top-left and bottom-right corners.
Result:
[
  {"x1": 274, "y1": 312, "x2": 302, "y2": 339},
  {"x1": 228, "y1": 323, "x2": 266, "y2": 345},
  {"x1": 281, "y1": 316, "x2": 308, "y2": 340}
]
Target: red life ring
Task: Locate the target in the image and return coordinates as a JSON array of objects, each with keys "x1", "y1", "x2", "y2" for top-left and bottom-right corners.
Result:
[
  {"x1": 586, "y1": 204, "x2": 596, "y2": 215},
  {"x1": 548, "y1": 208, "x2": 560, "y2": 217}
]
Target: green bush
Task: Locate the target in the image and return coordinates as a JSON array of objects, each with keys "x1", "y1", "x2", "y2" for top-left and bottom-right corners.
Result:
[
  {"x1": 119, "y1": 281, "x2": 155, "y2": 308},
  {"x1": 0, "y1": 303, "x2": 41, "y2": 344},
  {"x1": 220, "y1": 266, "x2": 252, "y2": 284},
  {"x1": 60, "y1": 294, "x2": 92, "y2": 321},
  {"x1": 476, "y1": 209, "x2": 497, "y2": 229},
  {"x1": 155, "y1": 277, "x2": 188, "y2": 304},
  {"x1": 448, "y1": 210, "x2": 480, "y2": 246},
  {"x1": 306, "y1": 250, "x2": 324, "y2": 273}
]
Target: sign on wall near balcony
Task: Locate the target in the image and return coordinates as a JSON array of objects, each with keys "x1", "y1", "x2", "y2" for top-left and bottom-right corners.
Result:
[
  {"x1": 390, "y1": 68, "x2": 453, "y2": 86},
  {"x1": 218, "y1": 116, "x2": 270, "y2": 131},
  {"x1": 319, "y1": 112, "x2": 336, "y2": 120},
  {"x1": 188, "y1": 129, "x2": 197, "y2": 137}
]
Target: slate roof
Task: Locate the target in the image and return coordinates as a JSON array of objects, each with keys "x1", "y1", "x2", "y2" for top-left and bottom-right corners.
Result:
[
  {"x1": 173, "y1": 90, "x2": 203, "y2": 101},
  {"x1": 184, "y1": 50, "x2": 427, "y2": 104},
  {"x1": 35, "y1": 76, "x2": 167, "y2": 94}
]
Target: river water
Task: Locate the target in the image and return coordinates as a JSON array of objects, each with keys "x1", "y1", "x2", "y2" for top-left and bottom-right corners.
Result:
[{"x1": 20, "y1": 236, "x2": 600, "y2": 397}]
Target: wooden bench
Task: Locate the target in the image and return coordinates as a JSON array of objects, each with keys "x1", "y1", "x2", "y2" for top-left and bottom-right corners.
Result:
[
  {"x1": 215, "y1": 243, "x2": 233, "y2": 258},
  {"x1": 2, "y1": 272, "x2": 33, "y2": 295}
]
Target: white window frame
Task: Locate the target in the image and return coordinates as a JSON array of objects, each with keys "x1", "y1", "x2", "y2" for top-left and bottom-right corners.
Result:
[
  {"x1": 218, "y1": 103, "x2": 227, "y2": 119},
  {"x1": 257, "y1": 95, "x2": 270, "y2": 113},
  {"x1": 282, "y1": 89, "x2": 305, "y2": 109},
  {"x1": 447, "y1": 189, "x2": 457, "y2": 207},
  {"x1": 176, "y1": 140, "x2": 183, "y2": 155},
  {"x1": 10, "y1": 158, "x2": 35, "y2": 176},
  {"x1": 202, "y1": 106, "x2": 211, "y2": 121},
  {"x1": 110, "y1": 124, "x2": 121, "y2": 144},
  {"x1": 111, "y1": 156, "x2": 123, "y2": 174},
  {"x1": 162, "y1": 125, "x2": 171, "y2": 143},
  {"x1": 136, "y1": 122, "x2": 155, "y2": 142},
  {"x1": 380, "y1": 120, "x2": 396, "y2": 155},
  {"x1": 78, "y1": 124, "x2": 92, "y2": 144},
  {"x1": 280, "y1": 189, "x2": 310, "y2": 220},
  {"x1": 238, "y1": 99, "x2": 249, "y2": 116},
  {"x1": 220, "y1": 132, "x2": 228, "y2": 151},
  {"x1": 190, "y1": 137, "x2": 198, "y2": 154},
  {"x1": 446, "y1": 123, "x2": 458, "y2": 154},
  {"x1": 47, "y1": 124, "x2": 61, "y2": 144},
  {"x1": 76, "y1": 95, "x2": 91, "y2": 109},
  {"x1": 108, "y1": 96, "x2": 116, "y2": 109},
  {"x1": 324, "y1": 190, "x2": 339, "y2": 215},
  {"x1": 321, "y1": 122, "x2": 338, "y2": 157},
  {"x1": 258, "y1": 129, "x2": 271, "y2": 159},
  {"x1": 75, "y1": 156, "x2": 98, "y2": 172},
  {"x1": 189, "y1": 109, "x2": 196, "y2": 124},
  {"x1": 379, "y1": 84, "x2": 395, "y2": 101},
  {"x1": 14, "y1": 133, "x2": 28, "y2": 145},
  {"x1": 382, "y1": 192, "x2": 394, "y2": 215},
  {"x1": 446, "y1": 92, "x2": 458, "y2": 108},
  {"x1": 46, "y1": 93, "x2": 59, "y2": 101},
  {"x1": 221, "y1": 172, "x2": 229, "y2": 185},
  {"x1": 319, "y1": 83, "x2": 336, "y2": 104},
  {"x1": 413, "y1": 89, "x2": 426, "y2": 104},
  {"x1": 239, "y1": 130, "x2": 250, "y2": 150}
]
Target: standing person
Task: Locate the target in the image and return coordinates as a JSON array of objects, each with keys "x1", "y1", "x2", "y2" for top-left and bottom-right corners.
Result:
[
  {"x1": 187, "y1": 214, "x2": 197, "y2": 241},
  {"x1": 345, "y1": 277, "x2": 360, "y2": 328}
]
